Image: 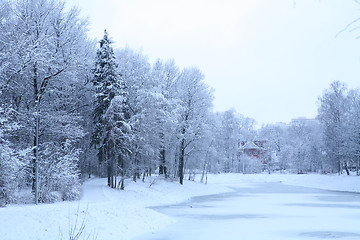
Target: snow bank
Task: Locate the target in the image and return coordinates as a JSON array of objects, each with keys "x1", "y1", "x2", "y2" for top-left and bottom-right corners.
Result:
[
  {"x1": 0, "y1": 173, "x2": 359, "y2": 240},
  {"x1": 0, "y1": 176, "x2": 230, "y2": 240}
]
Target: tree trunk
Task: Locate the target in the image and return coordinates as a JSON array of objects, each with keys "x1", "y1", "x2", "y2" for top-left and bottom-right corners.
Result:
[
  {"x1": 32, "y1": 134, "x2": 37, "y2": 192},
  {"x1": 201, "y1": 160, "x2": 207, "y2": 183},
  {"x1": 111, "y1": 159, "x2": 115, "y2": 188},
  {"x1": 132, "y1": 155, "x2": 137, "y2": 182},
  {"x1": 344, "y1": 161, "x2": 350, "y2": 176},
  {"x1": 118, "y1": 155, "x2": 125, "y2": 189},
  {"x1": 179, "y1": 138, "x2": 185, "y2": 185},
  {"x1": 88, "y1": 160, "x2": 91, "y2": 179},
  {"x1": 32, "y1": 63, "x2": 39, "y2": 192},
  {"x1": 132, "y1": 152, "x2": 140, "y2": 182},
  {"x1": 107, "y1": 162, "x2": 111, "y2": 187},
  {"x1": 205, "y1": 170, "x2": 208, "y2": 184},
  {"x1": 159, "y1": 148, "x2": 167, "y2": 177},
  {"x1": 120, "y1": 177, "x2": 125, "y2": 190},
  {"x1": 114, "y1": 162, "x2": 117, "y2": 189},
  {"x1": 173, "y1": 152, "x2": 178, "y2": 178}
]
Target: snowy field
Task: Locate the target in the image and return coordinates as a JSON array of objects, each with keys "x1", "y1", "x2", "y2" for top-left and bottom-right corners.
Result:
[{"x1": 1, "y1": 173, "x2": 360, "y2": 240}]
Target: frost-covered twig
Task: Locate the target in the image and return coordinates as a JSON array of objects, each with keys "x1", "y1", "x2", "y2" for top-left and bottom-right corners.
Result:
[
  {"x1": 336, "y1": 17, "x2": 360, "y2": 38},
  {"x1": 59, "y1": 204, "x2": 96, "y2": 240},
  {"x1": 148, "y1": 178, "x2": 157, "y2": 188}
]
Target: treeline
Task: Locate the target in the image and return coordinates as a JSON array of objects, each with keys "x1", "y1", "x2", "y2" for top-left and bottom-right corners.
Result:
[
  {"x1": 258, "y1": 81, "x2": 360, "y2": 175},
  {"x1": 0, "y1": 0, "x2": 256, "y2": 205}
]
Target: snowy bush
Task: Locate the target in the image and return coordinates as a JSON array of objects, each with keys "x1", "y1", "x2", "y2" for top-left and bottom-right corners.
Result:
[
  {"x1": 38, "y1": 141, "x2": 82, "y2": 203},
  {"x1": 0, "y1": 142, "x2": 30, "y2": 206},
  {"x1": 0, "y1": 106, "x2": 31, "y2": 206}
]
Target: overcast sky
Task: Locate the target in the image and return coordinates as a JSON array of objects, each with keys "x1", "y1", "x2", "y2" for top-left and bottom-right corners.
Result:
[{"x1": 66, "y1": 0, "x2": 360, "y2": 126}]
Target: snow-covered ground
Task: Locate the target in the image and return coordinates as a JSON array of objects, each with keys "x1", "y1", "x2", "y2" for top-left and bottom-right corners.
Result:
[{"x1": 1, "y1": 173, "x2": 360, "y2": 240}]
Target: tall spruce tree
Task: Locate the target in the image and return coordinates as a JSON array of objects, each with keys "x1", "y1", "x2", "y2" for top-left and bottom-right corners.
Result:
[{"x1": 92, "y1": 30, "x2": 125, "y2": 187}]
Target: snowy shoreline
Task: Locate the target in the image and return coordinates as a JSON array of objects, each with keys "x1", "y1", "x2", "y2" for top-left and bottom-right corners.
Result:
[{"x1": 1, "y1": 173, "x2": 359, "y2": 240}]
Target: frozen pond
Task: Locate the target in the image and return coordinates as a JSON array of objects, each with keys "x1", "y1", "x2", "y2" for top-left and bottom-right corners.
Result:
[{"x1": 134, "y1": 182, "x2": 360, "y2": 240}]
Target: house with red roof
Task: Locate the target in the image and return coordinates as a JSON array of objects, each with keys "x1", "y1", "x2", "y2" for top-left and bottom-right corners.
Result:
[{"x1": 240, "y1": 140, "x2": 268, "y2": 159}]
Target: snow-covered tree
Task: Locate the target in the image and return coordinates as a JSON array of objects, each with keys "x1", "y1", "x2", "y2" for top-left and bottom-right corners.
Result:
[
  {"x1": 150, "y1": 59, "x2": 181, "y2": 178},
  {"x1": 0, "y1": 0, "x2": 93, "y2": 203},
  {"x1": 259, "y1": 123, "x2": 290, "y2": 172},
  {"x1": 318, "y1": 81, "x2": 350, "y2": 174},
  {"x1": 103, "y1": 95, "x2": 132, "y2": 189},
  {"x1": 286, "y1": 119, "x2": 322, "y2": 173},
  {"x1": 214, "y1": 110, "x2": 257, "y2": 173},
  {"x1": 346, "y1": 90, "x2": 360, "y2": 175},
  {"x1": 319, "y1": 86, "x2": 360, "y2": 175},
  {"x1": 216, "y1": 110, "x2": 241, "y2": 172},
  {"x1": 173, "y1": 67, "x2": 214, "y2": 184},
  {"x1": 91, "y1": 30, "x2": 128, "y2": 188},
  {"x1": 116, "y1": 48, "x2": 154, "y2": 181}
]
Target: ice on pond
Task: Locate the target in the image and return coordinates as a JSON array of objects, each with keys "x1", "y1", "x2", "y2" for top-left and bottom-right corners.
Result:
[{"x1": 135, "y1": 182, "x2": 360, "y2": 240}]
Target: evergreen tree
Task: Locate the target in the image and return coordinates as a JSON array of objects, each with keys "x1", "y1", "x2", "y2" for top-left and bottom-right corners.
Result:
[{"x1": 91, "y1": 30, "x2": 127, "y2": 187}]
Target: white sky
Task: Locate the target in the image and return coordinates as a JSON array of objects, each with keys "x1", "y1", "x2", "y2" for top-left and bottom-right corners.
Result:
[{"x1": 66, "y1": 0, "x2": 360, "y2": 126}]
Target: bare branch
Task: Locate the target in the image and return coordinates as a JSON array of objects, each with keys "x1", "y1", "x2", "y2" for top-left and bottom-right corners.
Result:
[
  {"x1": 336, "y1": 17, "x2": 360, "y2": 38},
  {"x1": 67, "y1": 104, "x2": 90, "y2": 114}
]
